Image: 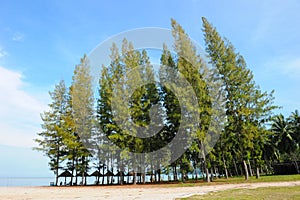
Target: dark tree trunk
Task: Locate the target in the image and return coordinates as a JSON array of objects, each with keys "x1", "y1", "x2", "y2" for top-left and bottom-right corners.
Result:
[
  {"x1": 111, "y1": 168, "x2": 114, "y2": 184},
  {"x1": 195, "y1": 164, "x2": 198, "y2": 181},
  {"x1": 102, "y1": 166, "x2": 105, "y2": 185},
  {"x1": 158, "y1": 169, "x2": 161, "y2": 183},
  {"x1": 174, "y1": 165, "x2": 178, "y2": 181},
  {"x1": 81, "y1": 156, "x2": 85, "y2": 185},
  {"x1": 55, "y1": 149, "x2": 60, "y2": 186},
  {"x1": 239, "y1": 162, "x2": 244, "y2": 176},
  {"x1": 133, "y1": 171, "x2": 137, "y2": 185},
  {"x1": 210, "y1": 168, "x2": 214, "y2": 181},
  {"x1": 55, "y1": 171, "x2": 59, "y2": 186},
  {"x1": 120, "y1": 173, "x2": 123, "y2": 185},
  {"x1": 233, "y1": 159, "x2": 239, "y2": 176}
]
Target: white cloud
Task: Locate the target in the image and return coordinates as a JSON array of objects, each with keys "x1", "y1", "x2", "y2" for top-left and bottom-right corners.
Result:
[
  {"x1": 0, "y1": 66, "x2": 48, "y2": 147},
  {"x1": 0, "y1": 47, "x2": 7, "y2": 59},
  {"x1": 12, "y1": 32, "x2": 24, "y2": 41}
]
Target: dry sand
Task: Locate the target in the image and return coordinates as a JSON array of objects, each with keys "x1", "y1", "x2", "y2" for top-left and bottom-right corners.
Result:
[{"x1": 1, "y1": 181, "x2": 300, "y2": 200}]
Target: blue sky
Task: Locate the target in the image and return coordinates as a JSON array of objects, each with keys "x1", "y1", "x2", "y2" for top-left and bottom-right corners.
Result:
[{"x1": 0, "y1": 0, "x2": 300, "y2": 177}]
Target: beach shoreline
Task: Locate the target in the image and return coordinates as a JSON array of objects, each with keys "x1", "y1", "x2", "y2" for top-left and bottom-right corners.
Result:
[{"x1": 1, "y1": 180, "x2": 300, "y2": 200}]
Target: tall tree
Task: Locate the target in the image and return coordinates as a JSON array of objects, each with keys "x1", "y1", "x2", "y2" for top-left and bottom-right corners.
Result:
[
  {"x1": 202, "y1": 17, "x2": 277, "y2": 180},
  {"x1": 159, "y1": 44, "x2": 181, "y2": 181},
  {"x1": 34, "y1": 80, "x2": 68, "y2": 186},
  {"x1": 60, "y1": 86, "x2": 88, "y2": 185},
  {"x1": 71, "y1": 55, "x2": 95, "y2": 185},
  {"x1": 171, "y1": 18, "x2": 213, "y2": 182}
]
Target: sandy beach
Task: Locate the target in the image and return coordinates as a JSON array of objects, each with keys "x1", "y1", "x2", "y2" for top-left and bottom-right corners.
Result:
[{"x1": 1, "y1": 181, "x2": 300, "y2": 200}]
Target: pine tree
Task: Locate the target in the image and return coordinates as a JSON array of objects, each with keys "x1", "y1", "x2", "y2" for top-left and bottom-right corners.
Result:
[
  {"x1": 171, "y1": 18, "x2": 212, "y2": 182},
  {"x1": 159, "y1": 44, "x2": 181, "y2": 181},
  {"x1": 34, "y1": 80, "x2": 68, "y2": 186},
  {"x1": 202, "y1": 17, "x2": 277, "y2": 180},
  {"x1": 60, "y1": 86, "x2": 88, "y2": 185},
  {"x1": 71, "y1": 55, "x2": 95, "y2": 185}
]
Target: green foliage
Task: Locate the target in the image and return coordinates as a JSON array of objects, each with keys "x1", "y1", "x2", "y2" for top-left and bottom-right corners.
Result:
[
  {"x1": 270, "y1": 111, "x2": 300, "y2": 164},
  {"x1": 202, "y1": 17, "x2": 278, "y2": 179},
  {"x1": 34, "y1": 80, "x2": 68, "y2": 185},
  {"x1": 35, "y1": 17, "x2": 300, "y2": 186}
]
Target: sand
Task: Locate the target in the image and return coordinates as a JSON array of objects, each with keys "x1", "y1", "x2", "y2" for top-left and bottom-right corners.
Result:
[{"x1": 1, "y1": 181, "x2": 300, "y2": 200}]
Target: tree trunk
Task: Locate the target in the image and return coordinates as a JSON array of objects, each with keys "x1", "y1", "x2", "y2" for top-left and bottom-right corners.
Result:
[
  {"x1": 75, "y1": 174, "x2": 78, "y2": 185},
  {"x1": 202, "y1": 156, "x2": 210, "y2": 182},
  {"x1": 133, "y1": 171, "x2": 137, "y2": 185},
  {"x1": 55, "y1": 171, "x2": 59, "y2": 186},
  {"x1": 158, "y1": 169, "x2": 161, "y2": 183},
  {"x1": 243, "y1": 160, "x2": 249, "y2": 180},
  {"x1": 248, "y1": 159, "x2": 253, "y2": 177},
  {"x1": 142, "y1": 173, "x2": 146, "y2": 184},
  {"x1": 111, "y1": 168, "x2": 114, "y2": 184},
  {"x1": 81, "y1": 156, "x2": 85, "y2": 185},
  {"x1": 256, "y1": 167, "x2": 260, "y2": 179},
  {"x1": 200, "y1": 141, "x2": 210, "y2": 182},
  {"x1": 210, "y1": 168, "x2": 214, "y2": 181},
  {"x1": 233, "y1": 159, "x2": 239, "y2": 176},
  {"x1": 55, "y1": 151, "x2": 60, "y2": 186},
  {"x1": 120, "y1": 173, "x2": 123, "y2": 185},
  {"x1": 195, "y1": 165, "x2": 198, "y2": 181},
  {"x1": 174, "y1": 165, "x2": 178, "y2": 181},
  {"x1": 239, "y1": 163, "x2": 244, "y2": 176},
  {"x1": 205, "y1": 167, "x2": 210, "y2": 182},
  {"x1": 70, "y1": 171, "x2": 73, "y2": 186},
  {"x1": 223, "y1": 157, "x2": 229, "y2": 179},
  {"x1": 102, "y1": 166, "x2": 105, "y2": 185}
]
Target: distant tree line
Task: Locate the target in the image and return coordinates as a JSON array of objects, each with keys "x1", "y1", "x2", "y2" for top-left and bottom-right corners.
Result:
[{"x1": 34, "y1": 17, "x2": 300, "y2": 186}]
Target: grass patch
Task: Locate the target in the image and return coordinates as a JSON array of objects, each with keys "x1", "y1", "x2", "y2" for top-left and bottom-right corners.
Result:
[
  {"x1": 211, "y1": 174, "x2": 300, "y2": 184},
  {"x1": 162, "y1": 174, "x2": 300, "y2": 188},
  {"x1": 178, "y1": 185, "x2": 300, "y2": 200}
]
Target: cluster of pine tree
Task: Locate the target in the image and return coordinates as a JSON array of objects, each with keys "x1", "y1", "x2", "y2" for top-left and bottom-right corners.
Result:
[{"x1": 35, "y1": 18, "x2": 299, "y2": 186}]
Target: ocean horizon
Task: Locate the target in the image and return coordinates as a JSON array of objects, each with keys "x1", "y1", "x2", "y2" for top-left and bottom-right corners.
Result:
[{"x1": 0, "y1": 177, "x2": 55, "y2": 187}]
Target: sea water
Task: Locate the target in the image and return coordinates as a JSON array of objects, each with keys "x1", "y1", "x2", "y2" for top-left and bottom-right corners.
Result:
[
  {"x1": 0, "y1": 177, "x2": 54, "y2": 186},
  {"x1": 0, "y1": 177, "x2": 110, "y2": 186}
]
